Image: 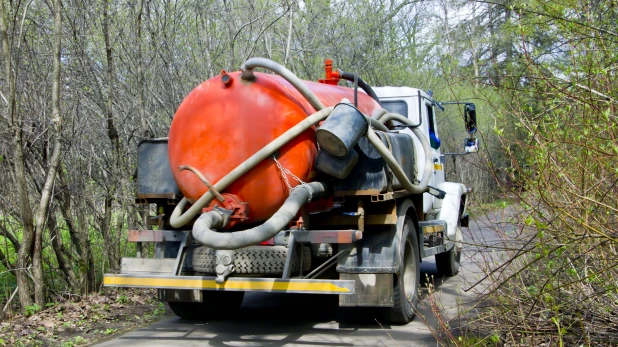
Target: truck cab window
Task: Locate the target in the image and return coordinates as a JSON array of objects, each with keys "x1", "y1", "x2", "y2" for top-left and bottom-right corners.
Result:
[
  {"x1": 426, "y1": 103, "x2": 436, "y2": 134},
  {"x1": 427, "y1": 103, "x2": 440, "y2": 149},
  {"x1": 381, "y1": 100, "x2": 408, "y2": 117},
  {"x1": 381, "y1": 100, "x2": 408, "y2": 128}
]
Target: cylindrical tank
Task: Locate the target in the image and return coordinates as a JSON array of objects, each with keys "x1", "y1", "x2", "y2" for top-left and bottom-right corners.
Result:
[{"x1": 168, "y1": 71, "x2": 381, "y2": 225}]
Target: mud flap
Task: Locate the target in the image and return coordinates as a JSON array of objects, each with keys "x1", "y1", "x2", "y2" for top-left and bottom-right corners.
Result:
[
  {"x1": 339, "y1": 273, "x2": 394, "y2": 307},
  {"x1": 336, "y1": 198, "x2": 418, "y2": 274}
]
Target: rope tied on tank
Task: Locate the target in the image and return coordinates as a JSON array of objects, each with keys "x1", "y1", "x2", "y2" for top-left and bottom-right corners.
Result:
[{"x1": 272, "y1": 155, "x2": 313, "y2": 202}]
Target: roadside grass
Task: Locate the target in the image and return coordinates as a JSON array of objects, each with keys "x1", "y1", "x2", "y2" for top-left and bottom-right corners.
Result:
[
  {"x1": 468, "y1": 199, "x2": 509, "y2": 217},
  {"x1": 0, "y1": 288, "x2": 168, "y2": 347},
  {"x1": 0, "y1": 212, "x2": 150, "y2": 304}
]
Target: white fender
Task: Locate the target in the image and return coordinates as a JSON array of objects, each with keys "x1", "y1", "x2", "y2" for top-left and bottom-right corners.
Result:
[{"x1": 436, "y1": 182, "x2": 466, "y2": 248}]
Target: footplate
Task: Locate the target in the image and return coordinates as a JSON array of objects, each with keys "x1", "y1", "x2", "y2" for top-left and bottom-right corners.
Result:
[{"x1": 104, "y1": 274, "x2": 355, "y2": 295}]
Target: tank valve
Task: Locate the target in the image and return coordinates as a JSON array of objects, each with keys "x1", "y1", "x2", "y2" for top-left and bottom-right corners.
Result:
[
  {"x1": 220, "y1": 70, "x2": 233, "y2": 86},
  {"x1": 214, "y1": 249, "x2": 235, "y2": 284}
]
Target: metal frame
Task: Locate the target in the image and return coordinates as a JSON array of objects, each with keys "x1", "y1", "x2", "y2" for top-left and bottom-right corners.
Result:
[
  {"x1": 121, "y1": 258, "x2": 176, "y2": 274},
  {"x1": 281, "y1": 229, "x2": 362, "y2": 279},
  {"x1": 173, "y1": 231, "x2": 191, "y2": 276},
  {"x1": 419, "y1": 220, "x2": 449, "y2": 257},
  {"x1": 128, "y1": 229, "x2": 187, "y2": 242},
  {"x1": 419, "y1": 220, "x2": 447, "y2": 234},
  {"x1": 422, "y1": 244, "x2": 448, "y2": 257},
  {"x1": 304, "y1": 251, "x2": 347, "y2": 279}
]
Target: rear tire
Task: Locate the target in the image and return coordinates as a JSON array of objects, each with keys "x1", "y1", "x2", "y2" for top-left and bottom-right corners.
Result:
[
  {"x1": 168, "y1": 291, "x2": 244, "y2": 321},
  {"x1": 383, "y1": 217, "x2": 420, "y2": 324}
]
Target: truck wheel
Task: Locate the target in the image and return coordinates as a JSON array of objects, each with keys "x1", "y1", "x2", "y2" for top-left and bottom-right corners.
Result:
[
  {"x1": 435, "y1": 227, "x2": 462, "y2": 276},
  {"x1": 168, "y1": 291, "x2": 244, "y2": 320},
  {"x1": 383, "y1": 217, "x2": 420, "y2": 324}
]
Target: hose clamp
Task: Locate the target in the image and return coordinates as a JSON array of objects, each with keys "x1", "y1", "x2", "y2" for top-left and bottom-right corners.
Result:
[
  {"x1": 212, "y1": 206, "x2": 233, "y2": 228},
  {"x1": 291, "y1": 184, "x2": 313, "y2": 202}
]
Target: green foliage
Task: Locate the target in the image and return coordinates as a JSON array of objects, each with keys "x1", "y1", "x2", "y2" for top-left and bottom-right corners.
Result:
[
  {"x1": 116, "y1": 294, "x2": 128, "y2": 304},
  {"x1": 143, "y1": 302, "x2": 166, "y2": 321},
  {"x1": 60, "y1": 336, "x2": 88, "y2": 347},
  {"x1": 489, "y1": 334, "x2": 500, "y2": 343},
  {"x1": 25, "y1": 304, "x2": 41, "y2": 316},
  {"x1": 441, "y1": 0, "x2": 618, "y2": 344}
]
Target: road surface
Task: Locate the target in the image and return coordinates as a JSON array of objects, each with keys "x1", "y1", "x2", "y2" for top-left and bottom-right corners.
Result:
[{"x1": 95, "y1": 211, "x2": 515, "y2": 347}]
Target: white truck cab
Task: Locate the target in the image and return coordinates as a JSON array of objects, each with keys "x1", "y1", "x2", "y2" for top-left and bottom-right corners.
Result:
[
  {"x1": 374, "y1": 87, "x2": 446, "y2": 214},
  {"x1": 374, "y1": 86, "x2": 477, "y2": 257}
]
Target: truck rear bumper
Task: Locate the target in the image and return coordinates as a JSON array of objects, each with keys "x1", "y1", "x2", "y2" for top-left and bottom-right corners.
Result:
[{"x1": 104, "y1": 274, "x2": 355, "y2": 295}]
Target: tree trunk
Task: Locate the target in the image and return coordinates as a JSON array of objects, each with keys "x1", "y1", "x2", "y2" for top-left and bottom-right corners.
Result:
[
  {"x1": 504, "y1": 3, "x2": 513, "y2": 81},
  {"x1": 76, "y1": 200, "x2": 96, "y2": 293},
  {"x1": 103, "y1": 0, "x2": 121, "y2": 272},
  {"x1": 470, "y1": 0, "x2": 480, "y2": 90},
  {"x1": 442, "y1": 0, "x2": 453, "y2": 57},
  {"x1": 0, "y1": 0, "x2": 36, "y2": 311},
  {"x1": 283, "y1": 5, "x2": 293, "y2": 65},
  {"x1": 32, "y1": 0, "x2": 64, "y2": 306},
  {"x1": 489, "y1": 5, "x2": 500, "y2": 86},
  {"x1": 136, "y1": 0, "x2": 149, "y2": 139},
  {"x1": 48, "y1": 215, "x2": 78, "y2": 293},
  {"x1": 56, "y1": 169, "x2": 94, "y2": 294}
]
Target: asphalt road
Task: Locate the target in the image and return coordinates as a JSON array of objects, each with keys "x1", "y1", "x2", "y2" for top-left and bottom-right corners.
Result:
[{"x1": 94, "y1": 211, "x2": 514, "y2": 347}]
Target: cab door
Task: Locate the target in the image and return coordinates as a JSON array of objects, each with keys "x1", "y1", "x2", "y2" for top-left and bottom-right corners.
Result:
[
  {"x1": 376, "y1": 89, "x2": 444, "y2": 214},
  {"x1": 424, "y1": 100, "x2": 445, "y2": 211}
]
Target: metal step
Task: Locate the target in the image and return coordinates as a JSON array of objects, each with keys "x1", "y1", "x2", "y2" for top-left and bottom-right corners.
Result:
[
  {"x1": 419, "y1": 220, "x2": 448, "y2": 257},
  {"x1": 121, "y1": 257, "x2": 176, "y2": 274},
  {"x1": 419, "y1": 220, "x2": 447, "y2": 234}
]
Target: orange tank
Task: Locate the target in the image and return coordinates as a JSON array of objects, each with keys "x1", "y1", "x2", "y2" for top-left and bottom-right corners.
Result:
[{"x1": 168, "y1": 71, "x2": 381, "y2": 225}]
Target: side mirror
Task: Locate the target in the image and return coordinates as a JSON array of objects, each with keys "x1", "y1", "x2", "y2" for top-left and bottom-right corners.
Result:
[
  {"x1": 464, "y1": 103, "x2": 477, "y2": 134},
  {"x1": 464, "y1": 138, "x2": 479, "y2": 153}
]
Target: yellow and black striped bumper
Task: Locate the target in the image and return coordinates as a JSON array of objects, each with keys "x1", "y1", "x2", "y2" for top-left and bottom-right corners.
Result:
[{"x1": 104, "y1": 274, "x2": 355, "y2": 295}]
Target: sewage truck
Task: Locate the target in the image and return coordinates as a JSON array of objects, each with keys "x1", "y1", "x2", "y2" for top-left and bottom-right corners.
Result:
[{"x1": 103, "y1": 58, "x2": 479, "y2": 324}]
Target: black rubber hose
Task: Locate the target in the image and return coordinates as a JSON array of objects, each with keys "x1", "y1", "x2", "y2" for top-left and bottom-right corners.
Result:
[{"x1": 337, "y1": 70, "x2": 383, "y2": 107}]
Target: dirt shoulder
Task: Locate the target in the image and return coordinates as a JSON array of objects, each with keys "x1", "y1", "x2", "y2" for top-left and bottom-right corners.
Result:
[{"x1": 0, "y1": 288, "x2": 170, "y2": 347}]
